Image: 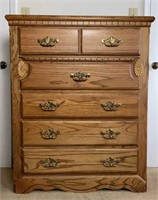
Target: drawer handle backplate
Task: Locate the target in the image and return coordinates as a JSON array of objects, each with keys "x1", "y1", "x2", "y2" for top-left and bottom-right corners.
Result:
[
  {"x1": 70, "y1": 72, "x2": 91, "y2": 82},
  {"x1": 38, "y1": 36, "x2": 59, "y2": 47},
  {"x1": 101, "y1": 129, "x2": 120, "y2": 139},
  {"x1": 40, "y1": 128, "x2": 60, "y2": 139},
  {"x1": 102, "y1": 36, "x2": 122, "y2": 47},
  {"x1": 41, "y1": 158, "x2": 60, "y2": 168},
  {"x1": 40, "y1": 100, "x2": 64, "y2": 111},
  {"x1": 101, "y1": 157, "x2": 121, "y2": 167},
  {"x1": 101, "y1": 101, "x2": 121, "y2": 111}
]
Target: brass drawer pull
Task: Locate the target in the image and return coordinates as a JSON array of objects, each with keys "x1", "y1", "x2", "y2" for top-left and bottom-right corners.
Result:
[
  {"x1": 101, "y1": 101, "x2": 121, "y2": 111},
  {"x1": 101, "y1": 129, "x2": 120, "y2": 139},
  {"x1": 38, "y1": 36, "x2": 59, "y2": 47},
  {"x1": 40, "y1": 100, "x2": 64, "y2": 111},
  {"x1": 101, "y1": 157, "x2": 121, "y2": 167},
  {"x1": 102, "y1": 36, "x2": 122, "y2": 47},
  {"x1": 40, "y1": 128, "x2": 60, "y2": 139},
  {"x1": 41, "y1": 158, "x2": 60, "y2": 168},
  {"x1": 70, "y1": 72, "x2": 91, "y2": 82}
]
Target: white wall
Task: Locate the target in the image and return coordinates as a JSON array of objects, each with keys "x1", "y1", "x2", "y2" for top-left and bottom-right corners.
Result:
[
  {"x1": 0, "y1": 0, "x2": 11, "y2": 168},
  {"x1": 16, "y1": 0, "x2": 144, "y2": 16}
]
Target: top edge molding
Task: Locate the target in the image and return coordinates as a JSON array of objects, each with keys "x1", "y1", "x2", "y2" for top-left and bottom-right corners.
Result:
[{"x1": 5, "y1": 15, "x2": 155, "y2": 27}]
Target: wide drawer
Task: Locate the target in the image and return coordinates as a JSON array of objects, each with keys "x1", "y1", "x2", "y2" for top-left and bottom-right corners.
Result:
[
  {"x1": 23, "y1": 148, "x2": 138, "y2": 174},
  {"x1": 19, "y1": 27, "x2": 79, "y2": 54},
  {"x1": 82, "y1": 28, "x2": 140, "y2": 55},
  {"x1": 22, "y1": 91, "x2": 138, "y2": 118},
  {"x1": 22, "y1": 120, "x2": 138, "y2": 146},
  {"x1": 21, "y1": 62, "x2": 139, "y2": 90}
]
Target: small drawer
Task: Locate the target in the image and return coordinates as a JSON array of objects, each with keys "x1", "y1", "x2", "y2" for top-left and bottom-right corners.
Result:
[
  {"x1": 21, "y1": 62, "x2": 139, "y2": 90},
  {"x1": 82, "y1": 28, "x2": 140, "y2": 55},
  {"x1": 22, "y1": 90, "x2": 138, "y2": 118},
  {"x1": 23, "y1": 148, "x2": 138, "y2": 174},
  {"x1": 19, "y1": 27, "x2": 79, "y2": 54},
  {"x1": 22, "y1": 120, "x2": 138, "y2": 146}
]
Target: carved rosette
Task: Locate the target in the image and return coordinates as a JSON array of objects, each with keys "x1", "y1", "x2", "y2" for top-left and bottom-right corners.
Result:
[
  {"x1": 134, "y1": 59, "x2": 144, "y2": 77},
  {"x1": 17, "y1": 61, "x2": 30, "y2": 80}
]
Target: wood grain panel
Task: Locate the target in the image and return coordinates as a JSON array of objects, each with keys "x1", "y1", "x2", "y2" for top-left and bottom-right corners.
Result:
[
  {"x1": 22, "y1": 120, "x2": 138, "y2": 146},
  {"x1": 22, "y1": 91, "x2": 139, "y2": 118},
  {"x1": 82, "y1": 28, "x2": 140, "y2": 55},
  {"x1": 14, "y1": 175, "x2": 146, "y2": 193},
  {"x1": 21, "y1": 62, "x2": 139, "y2": 90},
  {"x1": 19, "y1": 27, "x2": 79, "y2": 54},
  {"x1": 23, "y1": 148, "x2": 138, "y2": 174}
]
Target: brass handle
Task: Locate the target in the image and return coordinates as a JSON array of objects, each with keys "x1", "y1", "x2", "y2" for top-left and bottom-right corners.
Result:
[
  {"x1": 101, "y1": 101, "x2": 121, "y2": 111},
  {"x1": 70, "y1": 72, "x2": 91, "y2": 82},
  {"x1": 40, "y1": 129, "x2": 60, "y2": 139},
  {"x1": 101, "y1": 129, "x2": 120, "y2": 139},
  {"x1": 102, "y1": 36, "x2": 122, "y2": 47},
  {"x1": 40, "y1": 100, "x2": 64, "y2": 111},
  {"x1": 41, "y1": 158, "x2": 60, "y2": 168},
  {"x1": 101, "y1": 157, "x2": 121, "y2": 167},
  {"x1": 38, "y1": 36, "x2": 59, "y2": 47},
  {"x1": 152, "y1": 62, "x2": 158, "y2": 69}
]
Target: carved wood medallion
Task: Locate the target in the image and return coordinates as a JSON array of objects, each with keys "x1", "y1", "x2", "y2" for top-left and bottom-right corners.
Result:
[{"x1": 17, "y1": 60, "x2": 30, "y2": 80}]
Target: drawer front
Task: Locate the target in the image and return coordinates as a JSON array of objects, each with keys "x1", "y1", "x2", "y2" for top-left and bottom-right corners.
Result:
[
  {"x1": 20, "y1": 27, "x2": 79, "y2": 54},
  {"x1": 22, "y1": 120, "x2": 138, "y2": 146},
  {"x1": 82, "y1": 28, "x2": 140, "y2": 55},
  {"x1": 21, "y1": 62, "x2": 139, "y2": 90},
  {"x1": 22, "y1": 91, "x2": 138, "y2": 118},
  {"x1": 23, "y1": 148, "x2": 138, "y2": 174}
]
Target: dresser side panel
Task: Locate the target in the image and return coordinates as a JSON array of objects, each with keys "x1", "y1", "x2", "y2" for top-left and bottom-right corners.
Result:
[{"x1": 10, "y1": 26, "x2": 22, "y2": 180}]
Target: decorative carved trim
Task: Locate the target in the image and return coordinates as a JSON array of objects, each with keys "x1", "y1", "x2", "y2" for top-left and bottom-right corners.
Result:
[
  {"x1": 17, "y1": 61, "x2": 30, "y2": 80},
  {"x1": 14, "y1": 175, "x2": 146, "y2": 193},
  {"x1": 20, "y1": 56, "x2": 139, "y2": 62},
  {"x1": 134, "y1": 59, "x2": 144, "y2": 77},
  {"x1": 5, "y1": 15, "x2": 154, "y2": 27}
]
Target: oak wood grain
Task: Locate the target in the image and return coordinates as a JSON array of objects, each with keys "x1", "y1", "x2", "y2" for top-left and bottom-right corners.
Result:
[
  {"x1": 10, "y1": 26, "x2": 22, "y2": 180},
  {"x1": 22, "y1": 120, "x2": 138, "y2": 146},
  {"x1": 23, "y1": 148, "x2": 138, "y2": 174},
  {"x1": 6, "y1": 15, "x2": 153, "y2": 193},
  {"x1": 14, "y1": 175, "x2": 146, "y2": 193},
  {"x1": 22, "y1": 90, "x2": 139, "y2": 118},
  {"x1": 21, "y1": 62, "x2": 139, "y2": 90},
  {"x1": 82, "y1": 28, "x2": 140, "y2": 55},
  {"x1": 20, "y1": 27, "x2": 79, "y2": 54}
]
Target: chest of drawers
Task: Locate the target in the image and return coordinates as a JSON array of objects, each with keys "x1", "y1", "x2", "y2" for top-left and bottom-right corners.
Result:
[{"x1": 6, "y1": 15, "x2": 154, "y2": 193}]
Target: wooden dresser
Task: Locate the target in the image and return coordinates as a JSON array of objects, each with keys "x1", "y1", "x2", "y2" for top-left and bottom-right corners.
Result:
[{"x1": 6, "y1": 15, "x2": 154, "y2": 193}]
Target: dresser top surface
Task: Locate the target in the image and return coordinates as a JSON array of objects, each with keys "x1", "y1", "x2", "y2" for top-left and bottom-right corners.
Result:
[{"x1": 5, "y1": 15, "x2": 155, "y2": 27}]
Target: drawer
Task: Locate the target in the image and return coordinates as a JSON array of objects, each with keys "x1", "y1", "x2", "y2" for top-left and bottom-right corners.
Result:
[
  {"x1": 23, "y1": 148, "x2": 138, "y2": 174},
  {"x1": 21, "y1": 62, "x2": 139, "y2": 90},
  {"x1": 82, "y1": 28, "x2": 140, "y2": 55},
  {"x1": 19, "y1": 27, "x2": 79, "y2": 54},
  {"x1": 22, "y1": 120, "x2": 138, "y2": 146},
  {"x1": 22, "y1": 91, "x2": 138, "y2": 118}
]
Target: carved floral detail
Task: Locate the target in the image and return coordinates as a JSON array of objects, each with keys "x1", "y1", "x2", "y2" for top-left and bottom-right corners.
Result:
[
  {"x1": 17, "y1": 61, "x2": 30, "y2": 80},
  {"x1": 134, "y1": 59, "x2": 144, "y2": 77}
]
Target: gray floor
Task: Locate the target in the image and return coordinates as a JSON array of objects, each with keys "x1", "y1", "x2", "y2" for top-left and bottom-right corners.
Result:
[{"x1": 0, "y1": 168, "x2": 158, "y2": 200}]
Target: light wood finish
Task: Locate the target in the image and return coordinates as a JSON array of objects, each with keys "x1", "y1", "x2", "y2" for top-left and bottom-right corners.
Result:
[
  {"x1": 23, "y1": 148, "x2": 138, "y2": 174},
  {"x1": 1, "y1": 168, "x2": 158, "y2": 196},
  {"x1": 22, "y1": 91, "x2": 138, "y2": 118},
  {"x1": 20, "y1": 28, "x2": 79, "y2": 54},
  {"x1": 21, "y1": 62, "x2": 139, "y2": 90},
  {"x1": 6, "y1": 15, "x2": 154, "y2": 193},
  {"x1": 22, "y1": 120, "x2": 138, "y2": 146},
  {"x1": 82, "y1": 28, "x2": 140, "y2": 55}
]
